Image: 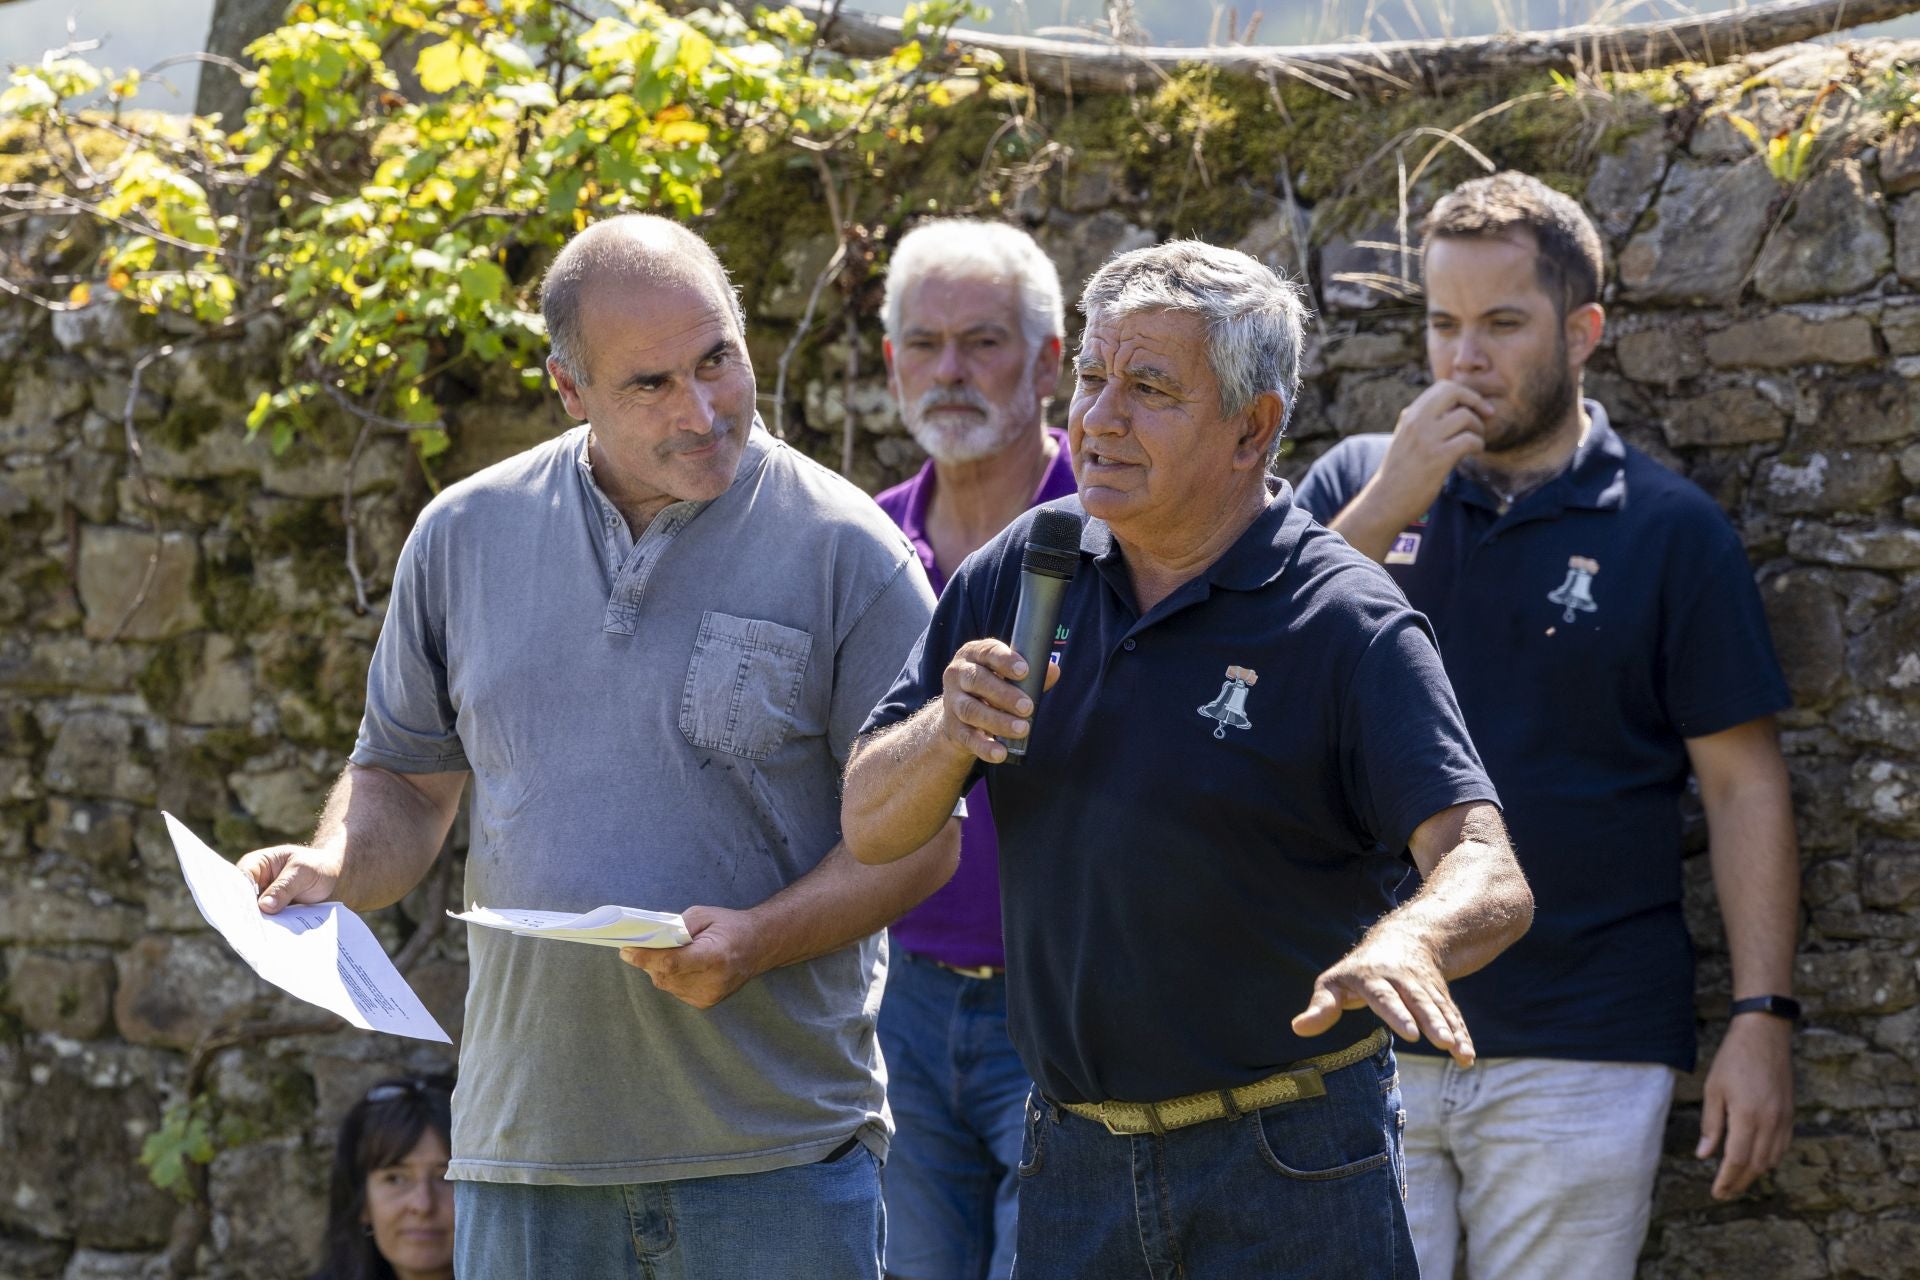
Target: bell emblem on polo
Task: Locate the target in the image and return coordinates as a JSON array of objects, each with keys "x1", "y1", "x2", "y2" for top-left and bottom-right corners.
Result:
[
  {"x1": 1548, "y1": 556, "x2": 1600, "y2": 623},
  {"x1": 1198, "y1": 665, "x2": 1257, "y2": 739}
]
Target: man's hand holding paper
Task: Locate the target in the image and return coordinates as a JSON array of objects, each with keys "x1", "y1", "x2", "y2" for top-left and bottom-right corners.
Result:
[
  {"x1": 164, "y1": 813, "x2": 449, "y2": 1044},
  {"x1": 239, "y1": 839, "x2": 343, "y2": 914},
  {"x1": 621, "y1": 905, "x2": 763, "y2": 1010}
]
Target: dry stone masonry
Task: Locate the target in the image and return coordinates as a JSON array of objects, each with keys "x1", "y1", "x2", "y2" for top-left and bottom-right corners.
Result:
[{"x1": 4, "y1": 35, "x2": 1920, "y2": 1278}]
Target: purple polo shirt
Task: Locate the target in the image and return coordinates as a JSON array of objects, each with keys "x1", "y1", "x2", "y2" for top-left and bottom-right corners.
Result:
[{"x1": 875, "y1": 428, "x2": 1077, "y2": 969}]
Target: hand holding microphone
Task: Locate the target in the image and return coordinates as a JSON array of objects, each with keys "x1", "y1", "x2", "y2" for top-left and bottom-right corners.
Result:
[{"x1": 935, "y1": 508, "x2": 1083, "y2": 766}]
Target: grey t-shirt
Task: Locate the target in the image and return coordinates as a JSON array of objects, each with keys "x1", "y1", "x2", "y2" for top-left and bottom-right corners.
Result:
[{"x1": 351, "y1": 422, "x2": 934, "y2": 1185}]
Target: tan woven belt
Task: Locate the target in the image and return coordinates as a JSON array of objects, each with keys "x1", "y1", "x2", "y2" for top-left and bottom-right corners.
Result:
[
  {"x1": 1060, "y1": 1027, "x2": 1391, "y2": 1137},
  {"x1": 932, "y1": 960, "x2": 1004, "y2": 980}
]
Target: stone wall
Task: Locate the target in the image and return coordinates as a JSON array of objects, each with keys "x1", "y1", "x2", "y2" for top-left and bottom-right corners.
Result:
[{"x1": 4, "y1": 36, "x2": 1920, "y2": 1278}]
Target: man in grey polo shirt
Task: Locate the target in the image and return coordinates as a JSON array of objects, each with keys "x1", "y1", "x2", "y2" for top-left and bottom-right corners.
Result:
[{"x1": 239, "y1": 215, "x2": 959, "y2": 1277}]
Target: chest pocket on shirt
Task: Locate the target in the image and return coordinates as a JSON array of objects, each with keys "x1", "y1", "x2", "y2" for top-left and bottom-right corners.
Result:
[{"x1": 679, "y1": 611, "x2": 813, "y2": 761}]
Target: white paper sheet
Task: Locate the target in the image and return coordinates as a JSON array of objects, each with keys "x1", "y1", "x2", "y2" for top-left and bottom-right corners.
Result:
[
  {"x1": 162, "y1": 812, "x2": 451, "y2": 1043},
  {"x1": 450, "y1": 904, "x2": 692, "y2": 949}
]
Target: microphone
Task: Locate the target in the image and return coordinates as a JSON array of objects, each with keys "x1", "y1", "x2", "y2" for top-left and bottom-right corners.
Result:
[{"x1": 997, "y1": 507, "x2": 1083, "y2": 763}]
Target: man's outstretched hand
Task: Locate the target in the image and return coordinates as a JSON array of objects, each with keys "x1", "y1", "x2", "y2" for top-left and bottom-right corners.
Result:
[{"x1": 1292, "y1": 928, "x2": 1476, "y2": 1067}]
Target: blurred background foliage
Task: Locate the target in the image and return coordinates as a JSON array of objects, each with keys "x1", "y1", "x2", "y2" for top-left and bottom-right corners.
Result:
[
  {"x1": 0, "y1": 0, "x2": 979, "y2": 480},
  {"x1": 7, "y1": 0, "x2": 1920, "y2": 114}
]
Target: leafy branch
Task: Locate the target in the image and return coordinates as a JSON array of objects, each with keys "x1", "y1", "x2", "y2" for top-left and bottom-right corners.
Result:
[{"x1": 2, "y1": 0, "x2": 978, "y2": 470}]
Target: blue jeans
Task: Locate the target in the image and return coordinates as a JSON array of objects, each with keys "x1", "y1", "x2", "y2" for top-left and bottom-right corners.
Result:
[
  {"x1": 453, "y1": 1146, "x2": 883, "y2": 1279},
  {"x1": 877, "y1": 949, "x2": 1030, "y2": 1280},
  {"x1": 1012, "y1": 1043, "x2": 1415, "y2": 1279}
]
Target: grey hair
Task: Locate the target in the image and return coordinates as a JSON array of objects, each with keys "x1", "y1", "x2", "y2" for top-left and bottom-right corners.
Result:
[
  {"x1": 883, "y1": 219, "x2": 1065, "y2": 354},
  {"x1": 1078, "y1": 240, "x2": 1310, "y2": 463},
  {"x1": 540, "y1": 214, "x2": 746, "y2": 386}
]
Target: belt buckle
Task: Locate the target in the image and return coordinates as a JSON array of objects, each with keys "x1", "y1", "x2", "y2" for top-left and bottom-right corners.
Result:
[{"x1": 1099, "y1": 1100, "x2": 1165, "y2": 1136}]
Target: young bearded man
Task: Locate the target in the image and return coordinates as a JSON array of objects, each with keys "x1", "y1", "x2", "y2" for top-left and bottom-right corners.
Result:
[{"x1": 1297, "y1": 171, "x2": 1800, "y2": 1280}]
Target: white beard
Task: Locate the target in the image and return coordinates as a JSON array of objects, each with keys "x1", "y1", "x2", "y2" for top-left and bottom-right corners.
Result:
[{"x1": 902, "y1": 388, "x2": 1018, "y2": 466}]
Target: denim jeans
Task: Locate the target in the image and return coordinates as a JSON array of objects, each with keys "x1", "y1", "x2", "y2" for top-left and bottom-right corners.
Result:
[
  {"x1": 877, "y1": 949, "x2": 1030, "y2": 1280},
  {"x1": 1399, "y1": 1054, "x2": 1676, "y2": 1280},
  {"x1": 1012, "y1": 1043, "x2": 1415, "y2": 1279},
  {"x1": 453, "y1": 1144, "x2": 883, "y2": 1279}
]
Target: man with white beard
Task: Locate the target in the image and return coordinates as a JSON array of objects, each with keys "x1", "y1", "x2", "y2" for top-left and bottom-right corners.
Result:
[{"x1": 869, "y1": 219, "x2": 1074, "y2": 1280}]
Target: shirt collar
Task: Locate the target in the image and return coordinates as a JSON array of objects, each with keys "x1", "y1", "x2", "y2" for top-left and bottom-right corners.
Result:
[
  {"x1": 1209, "y1": 480, "x2": 1314, "y2": 590},
  {"x1": 896, "y1": 427, "x2": 1075, "y2": 545},
  {"x1": 1077, "y1": 479, "x2": 1309, "y2": 595},
  {"x1": 1560, "y1": 400, "x2": 1628, "y2": 511}
]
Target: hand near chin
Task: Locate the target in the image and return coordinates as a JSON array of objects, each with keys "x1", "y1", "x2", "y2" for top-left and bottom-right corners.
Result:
[{"x1": 1374, "y1": 381, "x2": 1494, "y2": 517}]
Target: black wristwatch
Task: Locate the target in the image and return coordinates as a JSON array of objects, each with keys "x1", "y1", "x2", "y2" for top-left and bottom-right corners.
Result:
[{"x1": 1729, "y1": 994, "x2": 1802, "y2": 1023}]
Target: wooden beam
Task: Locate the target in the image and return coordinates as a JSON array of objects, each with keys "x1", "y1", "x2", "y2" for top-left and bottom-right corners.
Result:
[{"x1": 796, "y1": 0, "x2": 1920, "y2": 97}]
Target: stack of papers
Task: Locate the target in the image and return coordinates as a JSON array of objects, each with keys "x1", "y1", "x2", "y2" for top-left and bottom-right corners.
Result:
[{"x1": 449, "y1": 905, "x2": 692, "y2": 949}]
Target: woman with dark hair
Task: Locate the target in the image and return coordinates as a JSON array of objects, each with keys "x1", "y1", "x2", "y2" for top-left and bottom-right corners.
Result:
[{"x1": 316, "y1": 1074, "x2": 456, "y2": 1280}]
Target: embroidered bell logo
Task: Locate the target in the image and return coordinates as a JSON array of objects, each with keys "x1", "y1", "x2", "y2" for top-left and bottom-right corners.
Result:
[
  {"x1": 1198, "y1": 665, "x2": 1258, "y2": 739},
  {"x1": 1547, "y1": 556, "x2": 1600, "y2": 623}
]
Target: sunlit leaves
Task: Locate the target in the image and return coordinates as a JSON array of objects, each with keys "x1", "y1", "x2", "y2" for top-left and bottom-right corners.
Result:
[
  {"x1": 0, "y1": 73, "x2": 60, "y2": 119},
  {"x1": 455, "y1": 258, "x2": 507, "y2": 304},
  {"x1": 900, "y1": 0, "x2": 987, "y2": 42},
  {"x1": 241, "y1": 18, "x2": 392, "y2": 134},
  {"x1": 497, "y1": 81, "x2": 558, "y2": 113},
  {"x1": 417, "y1": 40, "x2": 490, "y2": 94},
  {"x1": 35, "y1": 58, "x2": 106, "y2": 101},
  {"x1": 101, "y1": 153, "x2": 220, "y2": 245},
  {"x1": 26, "y1": 0, "x2": 981, "y2": 461},
  {"x1": 656, "y1": 118, "x2": 711, "y2": 146},
  {"x1": 485, "y1": 36, "x2": 539, "y2": 77}
]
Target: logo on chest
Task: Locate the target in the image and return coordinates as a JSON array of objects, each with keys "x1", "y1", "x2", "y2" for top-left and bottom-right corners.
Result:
[
  {"x1": 1197, "y1": 665, "x2": 1258, "y2": 739},
  {"x1": 1547, "y1": 555, "x2": 1600, "y2": 622}
]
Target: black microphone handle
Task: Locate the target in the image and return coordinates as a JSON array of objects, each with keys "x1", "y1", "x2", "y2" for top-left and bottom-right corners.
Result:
[{"x1": 997, "y1": 570, "x2": 1071, "y2": 762}]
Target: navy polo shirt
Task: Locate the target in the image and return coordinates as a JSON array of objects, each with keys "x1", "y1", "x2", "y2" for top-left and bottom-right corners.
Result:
[
  {"x1": 1296, "y1": 401, "x2": 1790, "y2": 1071},
  {"x1": 864, "y1": 484, "x2": 1498, "y2": 1104}
]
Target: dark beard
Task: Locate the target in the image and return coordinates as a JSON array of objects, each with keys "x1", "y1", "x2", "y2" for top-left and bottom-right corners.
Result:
[{"x1": 1482, "y1": 348, "x2": 1577, "y2": 457}]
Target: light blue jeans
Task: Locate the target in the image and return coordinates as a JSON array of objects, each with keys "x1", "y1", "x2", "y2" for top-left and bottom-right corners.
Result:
[
  {"x1": 453, "y1": 1145, "x2": 883, "y2": 1279},
  {"x1": 876, "y1": 949, "x2": 1030, "y2": 1280},
  {"x1": 1399, "y1": 1054, "x2": 1677, "y2": 1280},
  {"x1": 1012, "y1": 1041, "x2": 1415, "y2": 1279}
]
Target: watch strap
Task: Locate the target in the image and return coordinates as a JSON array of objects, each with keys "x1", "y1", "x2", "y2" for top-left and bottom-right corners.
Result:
[{"x1": 1729, "y1": 994, "x2": 1801, "y2": 1022}]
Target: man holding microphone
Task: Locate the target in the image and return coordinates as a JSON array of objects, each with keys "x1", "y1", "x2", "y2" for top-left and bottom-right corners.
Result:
[{"x1": 843, "y1": 239, "x2": 1534, "y2": 1277}]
